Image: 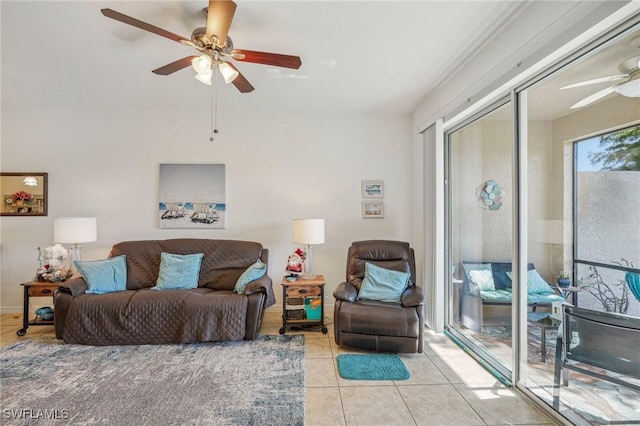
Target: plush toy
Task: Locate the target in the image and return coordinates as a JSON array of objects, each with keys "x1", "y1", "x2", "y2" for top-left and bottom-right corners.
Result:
[{"x1": 285, "y1": 248, "x2": 306, "y2": 276}]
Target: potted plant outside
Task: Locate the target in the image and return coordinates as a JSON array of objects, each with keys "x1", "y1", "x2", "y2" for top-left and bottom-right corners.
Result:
[{"x1": 557, "y1": 271, "x2": 571, "y2": 288}]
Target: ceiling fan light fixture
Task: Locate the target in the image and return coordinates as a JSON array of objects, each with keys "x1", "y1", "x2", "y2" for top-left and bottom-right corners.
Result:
[
  {"x1": 616, "y1": 73, "x2": 640, "y2": 97},
  {"x1": 195, "y1": 72, "x2": 213, "y2": 85},
  {"x1": 192, "y1": 54, "x2": 212, "y2": 75},
  {"x1": 218, "y1": 62, "x2": 239, "y2": 84}
]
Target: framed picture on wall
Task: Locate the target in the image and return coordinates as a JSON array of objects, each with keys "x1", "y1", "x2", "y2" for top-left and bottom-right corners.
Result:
[
  {"x1": 362, "y1": 201, "x2": 384, "y2": 218},
  {"x1": 158, "y1": 164, "x2": 226, "y2": 229},
  {"x1": 1, "y1": 172, "x2": 48, "y2": 216},
  {"x1": 361, "y1": 180, "x2": 383, "y2": 198}
]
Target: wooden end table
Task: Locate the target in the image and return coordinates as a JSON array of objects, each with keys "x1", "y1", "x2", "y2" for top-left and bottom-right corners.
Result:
[
  {"x1": 280, "y1": 275, "x2": 327, "y2": 334},
  {"x1": 17, "y1": 280, "x2": 61, "y2": 336}
]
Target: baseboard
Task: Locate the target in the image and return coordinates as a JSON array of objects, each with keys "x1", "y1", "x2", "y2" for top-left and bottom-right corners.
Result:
[{"x1": 1, "y1": 306, "x2": 23, "y2": 315}]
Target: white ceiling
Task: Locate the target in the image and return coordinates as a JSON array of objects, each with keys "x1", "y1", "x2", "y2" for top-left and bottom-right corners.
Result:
[
  {"x1": 1, "y1": 1, "x2": 638, "y2": 118},
  {"x1": 1, "y1": 0, "x2": 529, "y2": 115}
]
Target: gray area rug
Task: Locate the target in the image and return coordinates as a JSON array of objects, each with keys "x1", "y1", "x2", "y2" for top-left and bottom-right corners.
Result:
[{"x1": 1, "y1": 335, "x2": 305, "y2": 425}]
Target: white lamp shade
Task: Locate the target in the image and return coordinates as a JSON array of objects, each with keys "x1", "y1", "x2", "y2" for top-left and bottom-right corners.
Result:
[
  {"x1": 293, "y1": 219, "x2": 325, "y2": 245},
  {"x1": 191, "y1": 55, "x2": 212, "y2": 74},
  {"x1": 195, "y1": 72, "x2": 212, "y2": 85},
  {"x1": 218, "y1": 62, "x2": 239, "y2": 84},
  {"x1": 54, "y1": 217, "x2": 97, "y2": 244}
]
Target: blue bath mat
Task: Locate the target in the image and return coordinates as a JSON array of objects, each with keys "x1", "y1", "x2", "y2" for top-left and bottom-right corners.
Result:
[{"x1": 336, "y1": 354, "x2": 410, "y2": 380}]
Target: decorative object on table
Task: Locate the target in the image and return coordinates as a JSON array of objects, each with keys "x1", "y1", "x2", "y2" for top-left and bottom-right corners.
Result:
[
  {"x1": 292, "y1": 219, "x2": 325, "y2": 279},
  {"x1": 54, "y1": 217, "x2": 98, "y2": 274},
  {"x1": 37, "y1": 244, "x2": 73, "y2": 282},
  {"x1": 361, "y1": 180, "x2": 384, "y2": 198},
  {"x1": 557, "y1": 271, "x2": 571, "y2": 288},
  {"x1": 476, "y1": 179, "x2": 504, "y2": 211},
  {"x1": 285, "y1": 248, "x2": 305, "y2": 277},
  {"x1": 0, "y1": 334, "x2": 305, "y2": 425},
  {"x1": 158, "y1": 164, "x2": 226, "y2": 229},
  {"x1": 34, "y1": 306, "x2": 54, "y2": 321},
  {"x1": 336, "y1": 354, "x2": 410, "y2": 380},
  {"x1": 1, "y1": 172, "x2": 48, "y2": 216},
  {"x1": 361, "y1": 200, "x2": 384, "y2": 218}
]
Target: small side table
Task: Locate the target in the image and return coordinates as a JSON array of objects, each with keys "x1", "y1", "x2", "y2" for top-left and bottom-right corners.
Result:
[
  {"x1": 556, "y1": 285, "x2": 581, "y2": 306},
  {"x1": 527, "y1": 312, "x2": 560, "y2": 363},
  {"x1": 17, "y1": 280, "x2": 60, "y2": 336},
  {"x1": 280, "y1": 275, "x2": 327, "y2": 334}
]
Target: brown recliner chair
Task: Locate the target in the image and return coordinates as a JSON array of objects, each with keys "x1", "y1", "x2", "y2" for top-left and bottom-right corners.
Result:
[{"x1": 333, "y1": 240, "x2": 425, "y2": 353}]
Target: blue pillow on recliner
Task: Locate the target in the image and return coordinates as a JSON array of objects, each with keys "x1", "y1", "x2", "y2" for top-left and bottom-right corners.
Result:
[{"x1": 358, "y1": 262, "x2": 410, "y2": 303}]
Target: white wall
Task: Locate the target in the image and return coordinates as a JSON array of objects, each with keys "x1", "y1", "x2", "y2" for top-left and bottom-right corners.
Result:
[{"x1": 0, "y1": 107, "x2": 413, "y2": 312}]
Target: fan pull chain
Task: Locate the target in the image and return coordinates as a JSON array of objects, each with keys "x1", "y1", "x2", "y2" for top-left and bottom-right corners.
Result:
[{"x1": 210, "y1": 69, "x2": 219, "y2": 142}]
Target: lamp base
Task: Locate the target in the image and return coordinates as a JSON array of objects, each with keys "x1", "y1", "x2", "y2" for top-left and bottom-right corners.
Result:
[
  {"x1": 301, "y1": 244, "x2": 315, "y2": 279},
  {"x1": 68, "y1": 244, "x2": 83, "y2": 275}
]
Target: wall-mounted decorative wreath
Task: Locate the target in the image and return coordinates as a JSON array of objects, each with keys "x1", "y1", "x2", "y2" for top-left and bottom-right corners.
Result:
[{"x1": 476, "y1": 180, "x2": 504, "y2": 211}]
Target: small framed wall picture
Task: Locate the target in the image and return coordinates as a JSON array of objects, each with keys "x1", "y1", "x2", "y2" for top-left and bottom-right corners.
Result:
[
  {"x1": 362, "y1": 201, "x2": 384, "y2": 218},
  {"x1": 361, "y1": 180, "x2": 383, "y2": 198}
]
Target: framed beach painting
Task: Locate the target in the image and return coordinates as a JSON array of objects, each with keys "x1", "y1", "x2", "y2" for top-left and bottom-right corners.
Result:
[
  {"x1": 158, "y1": 164, "x2": 226, "y2": 229},
  {"x1": 361, "y1": 180, "x2": 383, "y2": 198},
  {"x1": 362, "y1": 201, "x2": 384, "y2": 218}
]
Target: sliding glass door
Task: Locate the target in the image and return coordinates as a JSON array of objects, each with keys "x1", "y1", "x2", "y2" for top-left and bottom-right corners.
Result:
[
  {"x1": 446, "y1": 100, "x2": 515, "y2": 381},
  {"x1": 444, "y1": 22, "x2": 640, "y2": 425}
]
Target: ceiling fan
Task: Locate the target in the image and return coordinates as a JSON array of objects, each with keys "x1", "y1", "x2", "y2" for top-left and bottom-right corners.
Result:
[
  {"x1": 101, "y1": 0, "x2": 302, "y2": 93},
  {"x1": 560, "y1": 36, "x2": 640, "y2": 109}
]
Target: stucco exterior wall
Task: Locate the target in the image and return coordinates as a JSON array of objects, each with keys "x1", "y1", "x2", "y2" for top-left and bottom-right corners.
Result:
[{"x1": 577, "y1": 171, "x2": 640, "y2": 315}]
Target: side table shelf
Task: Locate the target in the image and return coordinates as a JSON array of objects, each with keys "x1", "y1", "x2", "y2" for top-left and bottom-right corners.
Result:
[
  {"x1": 280, "y1": 275, "x2": 328, "y2": 334},
  {"x1": 17, "y1": 281, "x2": 60, "y2": 336}
]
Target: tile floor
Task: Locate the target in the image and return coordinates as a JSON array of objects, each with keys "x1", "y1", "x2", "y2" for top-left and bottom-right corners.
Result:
[{"x1": 1, "y1": 311, "x2": 560, "y2": 425}]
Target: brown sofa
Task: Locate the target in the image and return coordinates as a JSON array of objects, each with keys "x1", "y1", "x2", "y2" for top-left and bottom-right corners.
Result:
[
  {"x1": 54, "y1": 239, "x2": 274, "y2": 345},
  {"x1": 333, "y1": 240, "x2": 425, "y2": 353}
]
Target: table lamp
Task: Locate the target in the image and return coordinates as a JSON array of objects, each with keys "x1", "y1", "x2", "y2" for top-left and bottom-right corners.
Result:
[
  {"x1": 54, "y1": 217, "x2": 97, "y2": 272},
  {"x1": 292, "y1": 219, "x2": 325, "y2": 279}
]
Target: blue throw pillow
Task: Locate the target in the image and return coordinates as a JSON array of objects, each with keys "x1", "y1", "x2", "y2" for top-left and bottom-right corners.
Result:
[
  {"x1": 506, "y1": 270, "x2": 555, "y2": 294},
  {"x1": 234, "y1": 260, "x2": 267, "y2": 293},
  {"x1": 151, "y1": 252, "x2": 204, "y2": 291},
  {"x1": 358, "y1": 262, "x2": 410, "y2": 303},
  {"x1": 75, "y1": 256, "x2": 127, "y2": 295}
]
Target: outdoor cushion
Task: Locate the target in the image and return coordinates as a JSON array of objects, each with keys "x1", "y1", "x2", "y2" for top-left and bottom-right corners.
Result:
[
  {"x1": 469, "y1": 270, "x2": 495, "y2": 291},
  {"x1": 479, "y1": 289, "x2": 513, "y2": 303},
  {"x1": 478, "y1": 289, "x2": 563, "y2": 304}
]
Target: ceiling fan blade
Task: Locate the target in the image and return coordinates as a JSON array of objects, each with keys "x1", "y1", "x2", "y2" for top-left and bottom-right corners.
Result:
[
  {"x1": 101, "y1": 9, "x2": 189, "y2": 44},
  {"x1": 560, "y1": 74, "x2": 628, "y2": 90},
  {"x1": 231, "y1": 50, "x2": 302, "y2": 69},
  {"x1": 226, "y1": 63, "x2": 254, "y2": 93},
  {"x1": 206, "y1": 0, "x2": 237, "y2": 47},
  {"x1": 152, "y1": 56, "x2": 198, "y2": 75},
  {"x1": 570, "y1": 85, "x2": 618, "y2": 109}
]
